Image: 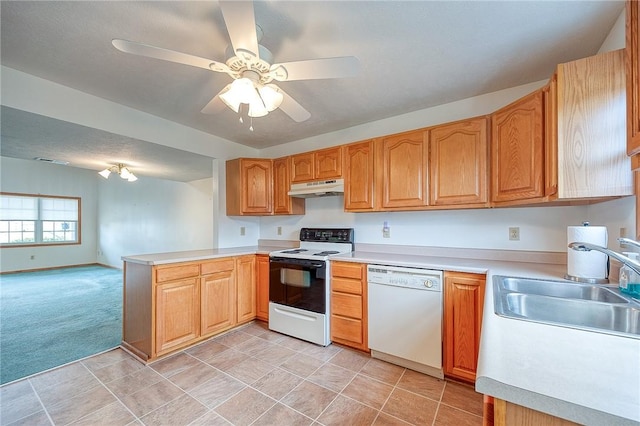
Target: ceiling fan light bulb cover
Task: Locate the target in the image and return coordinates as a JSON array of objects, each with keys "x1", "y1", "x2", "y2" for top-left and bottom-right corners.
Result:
[
  {"x1": 219, "y1": 83, "x2": 241, "y2": 113},
  {"x1": 98, "y1": 168, "x2": 111, "y2": 179},
  {"x1": 119, "y1": 166, "x2": 131, "y2": 179},
  {"x1": 232, "y1": 77, "x2": 257, "y2": 103},
  {"x1": 260, "y1": 84, "x2": 284, "y2": 111},
  {"x1": 127, "y1": 173, "x2": 138, "y2": 182}
]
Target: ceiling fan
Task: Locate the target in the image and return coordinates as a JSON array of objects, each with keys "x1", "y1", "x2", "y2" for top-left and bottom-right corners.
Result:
[{"x1": 112, "y1": 1, "x2": 360, "y2": 126}]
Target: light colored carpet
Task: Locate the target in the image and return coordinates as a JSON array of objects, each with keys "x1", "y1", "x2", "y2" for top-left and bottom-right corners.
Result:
[{"x1": 0, "y1": 265, "x2": 122, "y2": 384}]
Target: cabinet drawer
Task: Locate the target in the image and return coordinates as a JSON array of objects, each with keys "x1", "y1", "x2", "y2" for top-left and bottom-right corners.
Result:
[
  {"x1": 331, "y1": 262, "x2": 363, "y2": 280},
  {"x1": 332, "y1": 277, "x2": 362, "y2": 295},
  {"x1": 331, "y1": 315, "x2": 363, "y2": 344},
  {"x1": 331, "y1": 292, "x2": 362, "y2": 318},
  {"x1": 201, "y1": 258, "x2": 235, "y2": 275},
  {"x1": 155, "y1": 264, "x2": 200, "y2": 283}
]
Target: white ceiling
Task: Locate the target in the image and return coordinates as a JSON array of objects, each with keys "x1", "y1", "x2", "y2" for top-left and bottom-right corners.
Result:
[{"x1": 0, "y1": 1, "x2": 624, "y2": 181}]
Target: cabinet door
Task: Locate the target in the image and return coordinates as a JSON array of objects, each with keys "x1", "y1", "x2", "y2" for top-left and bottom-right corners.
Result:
[
  {"x1": 236, "y1": 256, "x2": 257, "y2": 323},
  {"x1": 291, "y1": 152, "x2": 315, "y2": 182},
  {"x1": 255, "y1": 254, "x2": 270, "y2": 321},
  {"x1": 444, "y1": 272, "x2": 485, "y2": 383},
  {"x1": 155, "y1": 278, "x2": 200, "y2": 355},
  {"x1": 201, "y1": 270, "x2": 236, "y2": 336},
  {"x1": 557, "y1": 49, "x2": 630, "y2": 198},
  {"x1": 344, "y1": 140, "x2": 375, "y2": 211},
  {"x1": 273, "y1": 157, "x2": 305, "y2": 215},
  {"x1": 429, "y1": 117, "x2": 488, "y2": 206},
  {"x1": 315, "y1": 146, "x2": 342, "y2": 179},
  {"x1": 628, "y1": 0, "x2": 640, "y2": 157},
  {"x1": 378, "y1": 130, "x2": 429, "y2": 208},
  {"x1": 491, "y1": 90, "x2": 544, "y2": 203},
  {"x1": 242, "y1": 159, "x2": 273, "y2": 214}
]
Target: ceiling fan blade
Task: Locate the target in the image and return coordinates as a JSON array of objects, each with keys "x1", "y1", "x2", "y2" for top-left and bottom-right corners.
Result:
[
  {"x1": 269, "y1": 56, "x2": 360, "y2": 81},
  {"x1": 278, "y1": 88, "x2": 311, "y2": 122},
  {"x1": 112, "y1": 39, "x2": 231, "y2": 74},
  {"x1": 201, "y1": 87, "x2": 229, "y2": 114},
  {"x1": 219, "y1": 0, "x2": 260, "y2": 61}
]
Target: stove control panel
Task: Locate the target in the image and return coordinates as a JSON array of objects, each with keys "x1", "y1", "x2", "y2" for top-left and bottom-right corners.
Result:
[{"x1": 300, "y1": 228, "x2": 355, "y2": 244}]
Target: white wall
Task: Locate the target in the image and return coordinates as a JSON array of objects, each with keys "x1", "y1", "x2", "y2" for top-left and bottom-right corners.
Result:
[
  {"x1": 0, "y1": 157, "x2": 98, "y2": 272},
  {"x1": 97, "y1": 174, "x2": 215, "y2": 268}
]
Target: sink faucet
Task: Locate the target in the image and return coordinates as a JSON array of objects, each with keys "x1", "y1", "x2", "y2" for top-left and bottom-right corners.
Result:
[
  {"x1": 618, "y1": 237, "x2": 640, "y2": 249},
  {"x1": 568, "y1": 242, "x2": 640, "y2": 276}
]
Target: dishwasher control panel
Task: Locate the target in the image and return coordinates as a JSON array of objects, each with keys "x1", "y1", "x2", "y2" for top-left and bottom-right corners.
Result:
[{"x1": 367, "y1": 265, "x2": 442, "y2": 291}]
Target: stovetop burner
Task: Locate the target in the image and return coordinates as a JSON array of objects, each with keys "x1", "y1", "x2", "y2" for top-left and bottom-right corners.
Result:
[
  {"x1": 269, "y1": 227, "x2": 355, "y2": 261},
  {"x1": 281, "y1": 249, "x2": 309, "y2": 254}
]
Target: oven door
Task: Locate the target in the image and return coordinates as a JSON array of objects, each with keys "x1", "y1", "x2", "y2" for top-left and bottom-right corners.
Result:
[{"x1": 269, "y1": 257, "x2": 327, "y2": 314}]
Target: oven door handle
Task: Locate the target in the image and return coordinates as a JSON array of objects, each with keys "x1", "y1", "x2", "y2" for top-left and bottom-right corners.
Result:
[{"x1": 270, "y1": 257, "x2": 325, "y2": 268}]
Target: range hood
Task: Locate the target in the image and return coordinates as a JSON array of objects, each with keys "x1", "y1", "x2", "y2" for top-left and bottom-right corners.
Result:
[{"x1": 288, "y1": 179, "x2": 344, "y2": 198}]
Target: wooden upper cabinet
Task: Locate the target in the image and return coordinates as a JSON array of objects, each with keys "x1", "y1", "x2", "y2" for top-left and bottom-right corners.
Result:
[
  {"x1": 429, "y1": 117, "x2": 489, "y2": 207},
  {"x1": 315, "y1": 146, "x2": 342, "y2": 180},
  {"x1": 491, "y1": 90, "x2": 545, "y2": 204},
  {"x1": 273, "y1": 156, "x2": 305, "y2": 215},
  {"x1": 226, "y1": 158, "x2": 273, "y2": 216},
  {"x1": 291, "y1": 152, "x2": 315, "y2": 182},
  {"x1": 344, "y1": 140, "x2": 375, "y2": 211},
  {"x1": 291, "y1": 146, "x2": 342, "y2": 182},
  {"x1": 556, "y1": 49, "x2": 631, "y2": 198},
  {"x1": 377, "y1": 130, "x2": 429, "y2": 209},
  {"x1": 627, "y1": 0, "x2": 640, "y2": 162}
]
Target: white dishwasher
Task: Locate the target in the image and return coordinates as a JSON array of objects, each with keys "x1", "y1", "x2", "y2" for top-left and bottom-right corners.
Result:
[{"x1": 367, "y1": 264, "x2": 443, "y2": 379}]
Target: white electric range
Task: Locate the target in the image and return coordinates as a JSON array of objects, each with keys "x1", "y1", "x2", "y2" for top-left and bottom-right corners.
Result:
[{"x1": 268, "y1": 228, "x2": 354, "y2": 345}]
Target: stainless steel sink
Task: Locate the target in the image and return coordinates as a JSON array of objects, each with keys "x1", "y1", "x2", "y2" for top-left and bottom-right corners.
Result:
[
  {"x1": 498, "y1": 276, "x2": 628, "y2": 303},
  {"x1": 493, "y1": 276, "x2": 640, "y2": 339}
]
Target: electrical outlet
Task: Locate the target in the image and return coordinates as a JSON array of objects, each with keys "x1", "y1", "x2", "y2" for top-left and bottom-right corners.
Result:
[
  {"x1": 383, "y1": 221, "x2": 390, "y2": 238},
  {"x1": 277, "y1": 226, "x2": 282, "y2": 236},
  {"x1": 240, "y1": 226, "x2": 245, "y2": 236},
  {"x1": 509, "y1": 227, "x2": 520, "y2": 241}
]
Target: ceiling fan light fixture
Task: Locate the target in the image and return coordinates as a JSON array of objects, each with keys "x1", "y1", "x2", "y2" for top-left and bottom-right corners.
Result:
[
  {"x1": 119, "y1": 166, "x2": 131, "y2": 180},
  {"x1": 98, "y1": 163, "x2": 137, "y2": 182},
  {"x1": 98, "y1": 168, "x2": 112, "y2": 179},
  {"x1": 259, "y1": 84, "x2": 284, "y2": 112}
]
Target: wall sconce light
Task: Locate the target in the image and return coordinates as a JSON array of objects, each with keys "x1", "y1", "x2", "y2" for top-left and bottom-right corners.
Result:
[{"x1": 98, "y1": 163, "x2": 138, "y2": 182}]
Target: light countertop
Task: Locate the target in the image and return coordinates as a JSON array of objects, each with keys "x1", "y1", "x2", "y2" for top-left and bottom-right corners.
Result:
[
  {"x1": 334, "y1": 251, "x2": 640, "y2": 425},
  {"x1": 121, "y1": 246, "x2": 281, "y2": 265}
]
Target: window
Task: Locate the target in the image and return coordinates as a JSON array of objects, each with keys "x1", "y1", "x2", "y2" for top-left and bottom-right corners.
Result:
[{"x1": 0, "y1": 193, "x2": 80, "y2": 246}]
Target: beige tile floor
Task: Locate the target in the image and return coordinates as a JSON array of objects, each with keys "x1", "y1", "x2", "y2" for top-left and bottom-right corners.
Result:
[{"x1": 1, "y1": 321, "x2": 483, "y2": 426}]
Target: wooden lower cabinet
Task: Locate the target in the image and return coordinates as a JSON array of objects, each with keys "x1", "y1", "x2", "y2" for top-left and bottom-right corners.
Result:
[
  {"x1": 330, "y1": 261, "x2": 368, "y2": 351},
  {"x1": 236, "y1": 255, "x2": 257, "y2": 324},
  {"x1": 443, "y1": 271, "x2": 486, "y2": 383},
  {"x1": 256, "y1": 254, "x2": 270, "y2": 321},
  {"x1": 155, "y1": 277, "x2": 200, "y2": 355},
  {"x1": 123, "y1": 255, "x2": 258, "y2": 362},
  {"x1": 201, "y1": 259, "x2": 235, "y2": 337},
  {"x1": 493, "y1": 398, "x2": 579, "y2": 426}
]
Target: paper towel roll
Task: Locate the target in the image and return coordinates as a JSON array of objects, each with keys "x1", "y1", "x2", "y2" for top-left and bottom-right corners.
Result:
[{"x1": 567, "y1": 225, "x2": 608, "y2": 279}]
